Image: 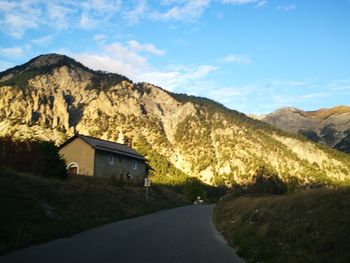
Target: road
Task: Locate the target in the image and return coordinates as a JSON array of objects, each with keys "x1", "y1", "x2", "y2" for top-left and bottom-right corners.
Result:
[{"x1": 0, "y1": 205, "x2": 243, "y2": 263}]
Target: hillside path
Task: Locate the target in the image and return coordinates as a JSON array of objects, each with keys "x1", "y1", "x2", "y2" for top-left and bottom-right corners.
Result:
[{"x1": 0, "y1": 205, "x2": 243, "y2": 263}]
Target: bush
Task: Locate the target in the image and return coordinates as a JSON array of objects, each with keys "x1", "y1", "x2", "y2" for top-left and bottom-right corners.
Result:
[
  {"x1": 0, "y1": 137, "x2": 67, "y2": 179},
  {"x1": 246, "y1": 166, "x2": 287, "y2": 195},
  {"x1": 36, "y1": 141, "x2": 67, "y2": 179},
  {"x1": 182, "y1": 178, "x2": 205, "y2": 202},
  {"x1": 179, "y1": 178, "x2": 227, "y2": 203},
  {"x1": 229, "y1": 183, "x2": 246, "y2": 197}
]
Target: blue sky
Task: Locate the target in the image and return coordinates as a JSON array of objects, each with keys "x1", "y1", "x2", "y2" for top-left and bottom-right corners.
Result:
[{"x1": 0, "y1": 0, "x2": 349, "y2": 114}]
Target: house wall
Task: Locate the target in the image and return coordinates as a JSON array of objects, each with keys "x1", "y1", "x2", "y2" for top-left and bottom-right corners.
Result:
[
  {"x1": 94, "y1": 150, "x2": 146, "y2": 181},
  {"x1": 59, "y1": 138, "x2": 95, "y2": 176}
]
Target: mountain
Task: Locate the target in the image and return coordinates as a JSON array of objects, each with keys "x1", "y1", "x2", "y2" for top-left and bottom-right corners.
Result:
[
  {"x1": 1, "y1": 54, "x2": 350, "y2": 186},
  {"x1": 260, "y1": 106, "x2": 350, "y2": 153}
]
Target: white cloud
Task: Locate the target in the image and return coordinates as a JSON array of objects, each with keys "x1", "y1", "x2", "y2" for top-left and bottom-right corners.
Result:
[
  {"x1": 79, "y1": 0, "x2": 122, "y2": 28},
  {"x1": 300, "y1": 93, "x2": 327, "y2": 99},
  {"x1": 103, "y1": 42, "x2": 148, "y2": 70},
  {"x1": 127, "y1": 40, "x2": 166, "y2": 56},
  {"x1": 81, "y1": 0, "x2": 122, "y2": 14},
  {"x1": 328, "y1": 80, "x2": 350, "y2": 92},
  {"x1": 46, "y1": 3, "x2": 75, "y2": 29},
  {"x1": 72, "y1": 52, "x2": 217, "y2": 93},
  {"x1": 205, "y1": 85, "x2": 252, "y2": 103},
  {"x1": 79, "y1": 11, "x2": 97, "y2": 28},
  {"x1": 3, "y1": 13, "x2": 39, "y2": 38},
  {"x1": 277, "y1": 4, "x2": 296, "y2": 11},
  {"x1": 255, "y1": 1, "x2": 267, "y2": 8},
  {"x1": 93, "y1": 34, "x2": 107, "y2": 43},
  {"x1": 0, "y1": 60, "x2": 15, "y2": 71},
  {"x1": 139, "y1": 65, "x2": 217, "y2": 91},
  {"x1": 31, "y1": 35, "x2": 53, "y2": 45},
  {"x1": 186, "y1": 78, "x2": 340, "y2": 114},
  {"x1": 270, "y1": 92, "x2": 327, "y2": 109},
  {"x1": 70, "y1": 39, "x2": 216, "y2": 93},
  {"x1": 73, "y1": 53, "x2": 138, "y2": 78},
  {"x1": 222, "y1": 0, "x2": 258, "y2": 5},
  {"x1": 0, "y1": 1, "x2": 16, "y2": 12},
  {"x1": 218, "y1": 54, "x2": 252, "y2": 64},
  {"x1": 0, "y1": 47, "x2": 25, "y2": 57},
  {"x1": 0, "y1": 0, "x2": 122, "y2": 37},
  {"x1": 0, "y1": 0, "x2": 271, "y2": 39},
  {"x1": 222, "y1": 0, "x2": 268, "y2": 8},
  {"x1": 0, "y1": 1, "x2": 75, "y2": 38},
  {"x1": 160, "y1": 0, "x2": 188, "y2": 5},
  {"x1": 151, "y1": 0, "x2": 210, "y2": 22},
  {"x1": 71, "y1": 40, "x2": 163, "y2": 79},
  {"x1": 73, "y1": 40, "x2": 165, "y2": 79},
  {"x1": 123, "y1": 0, "x2": 148, "y2": 24},
  {"x1": 270, "y1": 80, "x2": 310, "y2": 87}
]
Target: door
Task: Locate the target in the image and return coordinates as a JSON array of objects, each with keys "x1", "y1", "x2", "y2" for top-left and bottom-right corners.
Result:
[{"x1": 67, "y1": 163, "x2": 79, "y2": 176}]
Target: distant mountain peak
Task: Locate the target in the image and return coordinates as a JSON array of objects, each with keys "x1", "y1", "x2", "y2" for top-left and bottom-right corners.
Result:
[
  {"x1": 0, "y1": 53, "x2": 91, "y2": 80},
  {"x1": 0, "y1": 53, "x2": 131, "y2": 90},
  {"x1": 21, "y1": 53, "x2": 92, "y2": 73},
  {"x1": 261, "y1": 105, "x2": 350, "y2": 151},
  {"x1": 275, "y1": 107, "x2": 302, "y2": 113},
  {"x1": 27, "y1": 53, "x2": 76, "y2": 67}
]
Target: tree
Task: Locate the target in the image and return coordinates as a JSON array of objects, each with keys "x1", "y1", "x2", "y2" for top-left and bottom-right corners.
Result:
[
  {"x1": 35, "y1": 141, "x2": 67, "y2": 179},
  {"x1": 0, "y1": 137, "x2": 67, "y2": 179},
  {"x1": 298, "y1": 129, "x2": 321, "y2": 143},
  {"x1": 247, "y1": 166, "x2": 287, "y2": 195},
  {"x1": 320, "y1": 124, "x2": 338, "y2": 145}
]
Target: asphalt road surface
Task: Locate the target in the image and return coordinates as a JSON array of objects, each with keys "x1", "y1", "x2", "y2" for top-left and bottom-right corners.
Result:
[{"x1": 0, "y1": 205, "x2": 244, "y2": 263}]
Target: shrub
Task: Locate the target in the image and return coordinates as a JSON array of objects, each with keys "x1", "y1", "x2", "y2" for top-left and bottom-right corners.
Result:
[
  {"x1": 36, "y1": 141, "x2": 67, "y2": 179},
  {"x1": 182, "y1": 178, "x2": 205, "y2": 202},
  {"x1": 246, "y1": 166, "x2": 287, "y2": 195},
  {"x1": 180, "y1": 178, "x2": 227, "y2": 203},
  {"x1": 229, "y1": 183, "x2": 246, "y2": 197}
]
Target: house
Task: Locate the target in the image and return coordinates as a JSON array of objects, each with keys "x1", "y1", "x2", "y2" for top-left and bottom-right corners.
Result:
[{"x1": 59, "y1": 134, "x2": 147, "y2": 181}]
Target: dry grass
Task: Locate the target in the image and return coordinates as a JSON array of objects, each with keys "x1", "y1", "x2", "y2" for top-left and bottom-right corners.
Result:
[
  {"x1": 0, "y1": 169, "x2": 189, "y2": 255},
  {"x1": 213, "y1": 188, "x2": 350, "y2": 262},
  {"x1": 304, "y1": 105, "x2": 350, "y2": 120}
]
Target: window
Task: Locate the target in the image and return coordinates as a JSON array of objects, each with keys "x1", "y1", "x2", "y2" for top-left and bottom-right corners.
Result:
[
  {"x1": 108, "y1": 155, "x2": 115, "y2": 165},
  {"x1": 132, "y1": 160, "x2": 138, "y2": 170}
]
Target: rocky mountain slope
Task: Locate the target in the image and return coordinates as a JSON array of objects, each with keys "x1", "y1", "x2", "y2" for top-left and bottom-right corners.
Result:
[
  {"x1": 1, "y1": 54, "x2": 350, "y2": 185},
  {"x1": 261, "y1": 107, "x2": 350, "y2": 153}
]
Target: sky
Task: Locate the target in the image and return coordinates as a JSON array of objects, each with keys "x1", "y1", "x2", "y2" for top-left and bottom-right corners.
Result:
[{"x1": 0, "y1": 0, "x2": 350, "y2": 114}]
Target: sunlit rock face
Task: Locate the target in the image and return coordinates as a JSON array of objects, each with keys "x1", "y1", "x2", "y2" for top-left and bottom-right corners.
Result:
[{"x1": 1, "y1": 54, "x2": 350, "y2": 185}]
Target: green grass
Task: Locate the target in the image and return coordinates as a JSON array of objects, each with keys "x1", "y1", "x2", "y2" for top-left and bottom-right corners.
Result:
[
  {"x1": 0, "y1": 169, "x2": 189, "y2": 255},
  {"x1": 213, "y1": 188, "x2": 350, "y2": 263}
]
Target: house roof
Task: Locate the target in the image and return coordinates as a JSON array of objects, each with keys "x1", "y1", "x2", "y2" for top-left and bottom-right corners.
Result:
[{"x1": 60, "y1": 134, "x2": 145, "y2": 161}]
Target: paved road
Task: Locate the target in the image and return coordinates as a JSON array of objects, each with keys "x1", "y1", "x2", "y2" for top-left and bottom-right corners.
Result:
[{"x1": 0, "y1": 205, "x2": 243, "y2": 263}]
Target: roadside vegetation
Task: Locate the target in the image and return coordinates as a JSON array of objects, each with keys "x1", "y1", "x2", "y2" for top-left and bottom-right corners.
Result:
[
  {"x1": 0, "y1": 136, "x2": 189, "y2": 255},
  {"x1": 0, "y1": 136, "x2": 225, "y2": 255},
  {"x1": 214, "y1": 172, "x2": 350, "y2": 262},
  {"x1": 0, "y1": 137, "x2": 67, "y2": 179},
  {"x1": 0, "y1": 169, "x2": 188, "y2": 255}
]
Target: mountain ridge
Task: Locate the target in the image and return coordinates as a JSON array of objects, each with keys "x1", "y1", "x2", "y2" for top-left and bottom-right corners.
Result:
[
  {"x1": 303, "y1": 105, "x2": 350, "y2": 120},
  {"x1": 260, "y1": 106, "x2": 350, "y2": 153},
  {"x1": 1, "y1": 54, "x2": 349, "y2": 186}
]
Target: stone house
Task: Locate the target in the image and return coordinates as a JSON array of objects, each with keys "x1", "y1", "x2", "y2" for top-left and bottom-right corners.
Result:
[{"x1": 59, "y1": 134, "x2": 147, "y2": 181}]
